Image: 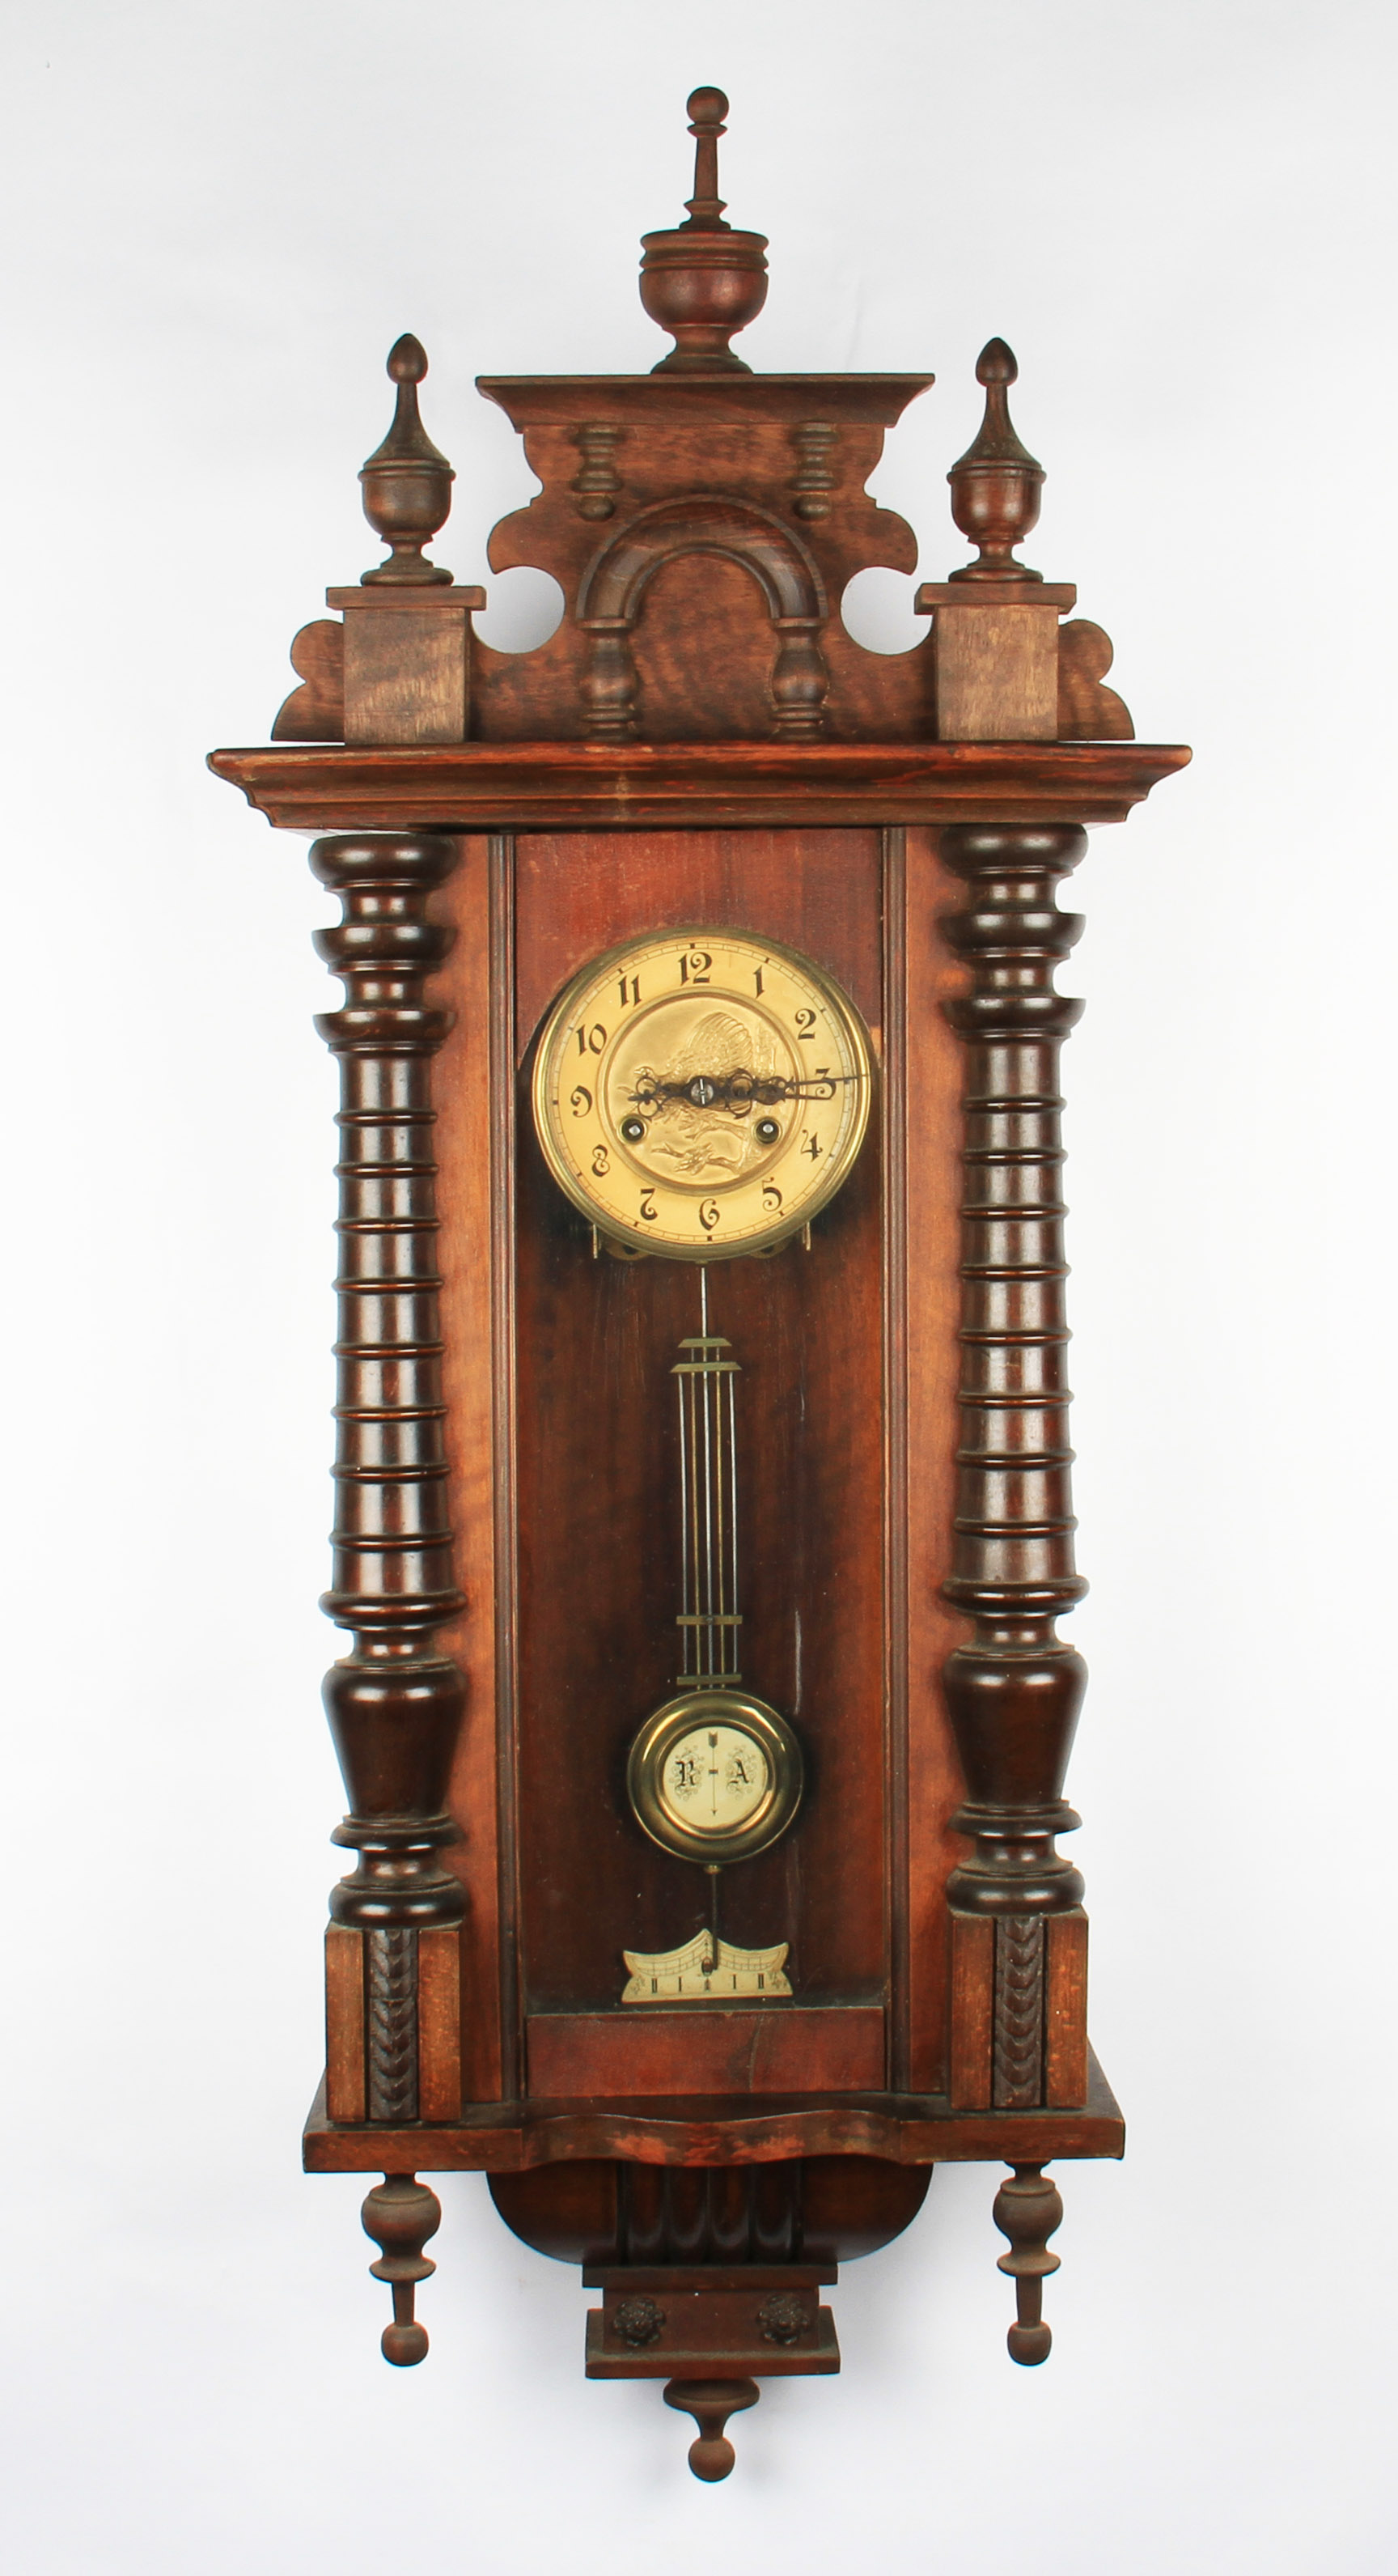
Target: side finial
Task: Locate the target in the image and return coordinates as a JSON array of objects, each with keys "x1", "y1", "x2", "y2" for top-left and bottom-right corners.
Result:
[
  {"x1": 947, "y1": 339, "x2": 1045, "y2": 582},
  {"x1": 639, "y1": 88, "x2": 769, "y2": 371},
  {"x1": 359, "y1": 334, "x2": 455, "y2": 587}
]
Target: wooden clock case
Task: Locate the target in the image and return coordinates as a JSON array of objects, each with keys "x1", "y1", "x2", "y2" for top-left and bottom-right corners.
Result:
[{"x1": 210, "y1": 91, "x2": 1188, "y2": 2479}]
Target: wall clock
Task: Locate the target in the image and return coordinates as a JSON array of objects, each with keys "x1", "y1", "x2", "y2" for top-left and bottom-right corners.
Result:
[{"x1": 210, "y1": 86, "x2": 1188, "y2": 2480}]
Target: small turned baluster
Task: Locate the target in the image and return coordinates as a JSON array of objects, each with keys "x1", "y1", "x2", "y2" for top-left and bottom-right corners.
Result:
[
  {"x1": 570, "y1": 420, "x2": 624, "y2": 520},
  {"x1": 359, "y1": 334, "x2": 455, "y2": 587},
  {"x1": 663, "y1": 2378, "x2": 760, "y2": 2482},
  {"x1": 941, "y1": 824, "x2": 1089, "y2": 2111},
  {"x1": 947, "y1": 338, "x2": 1045, "y2": 583},
  {"x1": 311, "y1": 834, "x2": 467, "y2": 2148},
  {"x1": 993, "y1": 2164, "x2": 1062, "y2": 2366},
  {"x1": 362, "y1": 2175, "x2": 443, "y2": 2366}
]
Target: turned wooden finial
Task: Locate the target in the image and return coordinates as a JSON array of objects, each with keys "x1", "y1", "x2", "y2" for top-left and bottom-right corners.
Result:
[
  {"x1": 362, "y1": 2173, "x2": 443, "y2": 2365},
  {"x1": 947, "y1": 338, "x2": 1045, "y2": 582},
  {"x1": 639, "y1": 87, "x2": 769, "y2": 371},
  {"x1": 663, "y1": 2377, "x2": 760, "y2": 2481},
  {"x1": 684, "y1": 85, "x2": 730, "y2": 228},
  {"x1": 993, "y1": 2163, "x2": 1063, "y2": 2365},
  {"x1": 358, "y1": 334, "x2": 455, "y2": 587}
]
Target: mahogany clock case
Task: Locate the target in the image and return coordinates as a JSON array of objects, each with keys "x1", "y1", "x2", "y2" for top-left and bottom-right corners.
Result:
[{"x1": 209, "y1": 82, "x2": 1188, "y2": 2469}]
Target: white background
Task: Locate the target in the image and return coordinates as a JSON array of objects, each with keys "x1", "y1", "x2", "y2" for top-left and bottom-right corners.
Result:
[{"x1": 2, "y1": 2, "x2": 1395, "y2": 2568}]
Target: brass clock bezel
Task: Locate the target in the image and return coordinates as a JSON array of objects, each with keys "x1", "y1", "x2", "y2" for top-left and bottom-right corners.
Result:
[
  {"x1": 529, "y1": 925, "x2": 875, "y2": 1261},
  {"x1": 625, "y1": 1689, "x2": 804, "y2": 1867}
]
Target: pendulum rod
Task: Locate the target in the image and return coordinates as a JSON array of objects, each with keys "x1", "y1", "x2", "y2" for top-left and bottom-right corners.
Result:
[
  {"x1": 673, "y1": 1269, "x2": 742, "y2": 1686},
  {"x1": 705, "y1": 1862, "x2": 722, "y2": 1971}
]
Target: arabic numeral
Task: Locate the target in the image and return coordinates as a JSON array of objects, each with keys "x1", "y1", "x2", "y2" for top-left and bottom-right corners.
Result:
[
  {"x1": 698, "y1": 1199, "x2": 720, "y2": 1234},
  {"x1": 591, "y1": 1145, "x2": 610, "y2": 1176},
  {"x1": 760, "y1": 1182, "x2": 783, "y2": 1212},
  {"x1": 678, "y1": 949, "x2": 712, "y2": 987},
  {"x1": 638, "y1": 1188, "x2": 658, "y2": 1222},
  {"x1": 794, "y1": 1008, "x2": 816, "y2": 1040},
  {"x1": 617, "y1": 973, "x2": 641, "y2": 1008},
  {"x1": 802, "y1": 1131, "x2": 823, "y2": 1160},
  {"x1": 576, "y1": 1021, "x2": 607, "y2": 1055},
  {"x1": 753, "y1": 963, "x2": 766, "y2": 996},
  {"x1": 570, "y1": 1085, "x2": 592, "y2": 1118}
]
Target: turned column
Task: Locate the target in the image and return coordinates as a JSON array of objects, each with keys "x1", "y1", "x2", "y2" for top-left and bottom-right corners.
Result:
[
  {"x1": 311, "y1": 832, "x2": 466, "y2": 2152},
  {"x1": 941, "y1": 822, "x2": 1091, "y2": 2118}
]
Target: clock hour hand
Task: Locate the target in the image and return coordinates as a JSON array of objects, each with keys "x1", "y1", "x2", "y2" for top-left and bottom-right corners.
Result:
[{"x1": 627, "y1": 1067, "x2": 854, "y2": 1113}]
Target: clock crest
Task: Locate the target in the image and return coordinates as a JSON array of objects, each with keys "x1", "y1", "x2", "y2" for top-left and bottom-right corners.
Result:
[{"x1": 211, "y1": 82, "x2": 1188, "y2": 2483}]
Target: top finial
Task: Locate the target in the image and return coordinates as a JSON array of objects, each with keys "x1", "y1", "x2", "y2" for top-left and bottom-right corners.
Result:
[
  {"x1": 639, "y1": 87, "x2": 769, "y2": 371},
  {"x1": 947, "y1": 337, "x2": 1046, "y2": 581},
  {"x1": 358, "y1": 334, "x2": 455, "y2": 585},
  {"x1": 684, "y1": 87, "x2": 730, "y2": 229}
]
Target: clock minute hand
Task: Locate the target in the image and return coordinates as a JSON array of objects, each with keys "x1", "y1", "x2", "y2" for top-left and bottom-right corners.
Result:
[{"x1": 629, "y1": 1068, "x2": 856, "y2": 1112}]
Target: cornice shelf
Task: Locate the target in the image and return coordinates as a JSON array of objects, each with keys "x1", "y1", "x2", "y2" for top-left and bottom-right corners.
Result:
[{"x1": 210, "y1": 738, "x2": 1190, "y2": 834}]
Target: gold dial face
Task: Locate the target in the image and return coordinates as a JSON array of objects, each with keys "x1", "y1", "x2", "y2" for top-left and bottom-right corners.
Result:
[
  {"x1": 531, "y1": 927, "x2": 874, "y2": 1259},
  {"x1": 626, "y1": 1690, "x2": 803, "y2": 1866}
]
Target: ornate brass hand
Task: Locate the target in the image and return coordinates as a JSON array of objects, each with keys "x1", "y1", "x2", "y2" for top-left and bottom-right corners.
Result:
[{"x1": 627, "y1": 1067, "x2": 856, "y2": 1114}]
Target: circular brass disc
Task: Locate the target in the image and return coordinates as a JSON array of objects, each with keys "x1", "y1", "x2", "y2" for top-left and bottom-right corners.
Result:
[
  {"x1": 626, "y1": 1689, "x2": 804, "y2": 1865},
  {"x1": 531, "y1": 926, "x2": 874, "y2": 1260}
]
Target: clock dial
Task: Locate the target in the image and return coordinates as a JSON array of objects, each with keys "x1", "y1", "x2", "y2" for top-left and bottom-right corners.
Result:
[
  {"x1": 626, "y1": 1689, "x2": 803, "y2": 1867},
  {"x1": 532, "y1": 927, "x2": 874, "y2": 1258}
]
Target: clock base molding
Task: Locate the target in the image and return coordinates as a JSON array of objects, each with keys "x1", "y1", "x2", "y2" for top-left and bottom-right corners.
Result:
[
  {"x1": 302, "y1": 2047, "x2": 1123, "y2": 2170},
  {"x1": 212, "y1": 85, "x2": 1187, "y2": 2477}
]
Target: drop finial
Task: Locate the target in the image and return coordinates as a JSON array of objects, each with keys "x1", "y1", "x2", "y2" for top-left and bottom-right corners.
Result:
[
  {"x1": 947, "y1": 337, "x2": 1046, "y2": 582},
  {"x1": 358, "y1": 333, "x2": 455, "y2": 586},
  {"x1": 361, "y1": 2174, "x2": 442, "y2": 2365},
  {"x1": 993, "y1": 2164, "x2": 1062, "y2": 2366},
  {"x1": 639, "y1": 88, "x2": 768, "y2": 371},
  {"x1": 664, "y1": 2377, "x2": 760, "y2": 2481}
]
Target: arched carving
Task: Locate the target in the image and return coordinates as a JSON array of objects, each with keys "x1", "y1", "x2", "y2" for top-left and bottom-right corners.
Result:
[{"x1": 575, "y1": 495, "x2": 830, "y2": 741}]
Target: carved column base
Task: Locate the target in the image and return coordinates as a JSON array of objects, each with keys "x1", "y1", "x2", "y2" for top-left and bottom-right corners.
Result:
[
  {"x1": 325, "y1": 1921, "x2": 463, "y2": 2125},
  {"x1": 663, "y1": 2379, "x2": 760, "y2": 2481},
  {"x1": 993, "y1": 2162, "x2": 1062, "y2": 2366},
  {"x1": 948, "y1": 1907, "x2": 1090, "y2": 2111},
  {"x1": 362, "y1": 2173, "x2": 442, "y2": 2365}
]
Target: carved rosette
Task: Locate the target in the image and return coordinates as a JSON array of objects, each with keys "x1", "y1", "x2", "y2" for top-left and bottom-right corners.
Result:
[
  {"x1": 940, "y1": 823, "x2": 1090, "y2": 2114},
  {"x1": 311, "y1": 832, "x2": 466, "y2": 2128}
]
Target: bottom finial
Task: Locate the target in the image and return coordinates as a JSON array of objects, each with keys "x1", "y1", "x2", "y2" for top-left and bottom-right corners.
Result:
[
  {"x1": 663, "y1": 2377, "x2": 760, "y2": 2480},
  {"x1": 993, "y1": 2163, "x2": 1063, "y2": 2365},
  {"x1": 361, "y1": 2173, "x2": 442, "y2": 2366}
]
